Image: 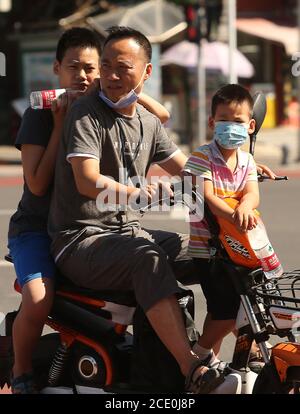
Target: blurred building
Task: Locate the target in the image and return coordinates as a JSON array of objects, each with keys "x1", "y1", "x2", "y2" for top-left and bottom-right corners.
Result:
[
  {"x1": 1, "y1": 0, "x2": 298, "y2": 147},
  {"x1": 0, "y1": 0, "x2": 109, "y2": 145},
  {"x1": 236, "y1": 0, "x2": 299, "y2": 127}
]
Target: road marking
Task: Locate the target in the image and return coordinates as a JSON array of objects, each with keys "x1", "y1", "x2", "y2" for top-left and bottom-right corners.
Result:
[
  {"x1": 0, "y1": 176, "x2": 23, "y2": 187},
  {"x1": 0, "y1": 209, "x2": 14, "y2": 216},
  {"x1": 0, "y1": 260, "x2": 13, "y2": 267}
]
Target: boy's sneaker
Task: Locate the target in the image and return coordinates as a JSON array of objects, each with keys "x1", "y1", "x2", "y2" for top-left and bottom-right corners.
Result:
[{"x1": 11, "y1": 372, "x2": 38, "y2": 394}]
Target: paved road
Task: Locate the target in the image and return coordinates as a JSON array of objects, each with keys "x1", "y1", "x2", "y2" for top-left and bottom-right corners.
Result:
[{"x1": 0, "y1": 171, "x2": 299, "y2": 392}]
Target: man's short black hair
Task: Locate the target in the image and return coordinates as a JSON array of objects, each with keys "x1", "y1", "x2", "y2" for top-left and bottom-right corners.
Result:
[
  {"x1": 211, "y1": 84, "x2": 254, "y2": 117},
  {"x1": 103, "y1": 26, "x2": 152, "y2": 62},
  {"x1": 56, "y1": 27, "x2": 102, "y2": 62}
]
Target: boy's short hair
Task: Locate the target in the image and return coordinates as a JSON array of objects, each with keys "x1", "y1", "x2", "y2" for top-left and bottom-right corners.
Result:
[
  {"x1": 211, "y1": 84, "x2": 254, "y2": 117},
  {"x1": 103, "y1": 26, "x2": 152, "y2": 62},
  {"x1": 56, "y1": 27, "x2": 102, "y2": 62}
]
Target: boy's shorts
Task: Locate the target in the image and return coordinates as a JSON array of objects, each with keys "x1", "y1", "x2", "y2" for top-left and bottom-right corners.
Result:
[
  {"x1": 8, "y1": 232, "x2": 56, "y2": 288},
  {"x1": 193, "y1": 258, "x2": 240, "y2": 320}
]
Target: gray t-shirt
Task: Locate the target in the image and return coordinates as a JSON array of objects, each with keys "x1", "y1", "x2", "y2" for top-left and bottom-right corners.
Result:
[
  {"x1": 48, "y1": 91, "x2": 178, "y2": 261},
  {"x1": 8, "y1": 107, "x2": 54, "y2": 239}
]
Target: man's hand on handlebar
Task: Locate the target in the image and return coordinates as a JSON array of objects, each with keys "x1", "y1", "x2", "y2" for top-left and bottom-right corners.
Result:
[{"x1": 131, "y1": 181, "x2": 174, "y2": 209}]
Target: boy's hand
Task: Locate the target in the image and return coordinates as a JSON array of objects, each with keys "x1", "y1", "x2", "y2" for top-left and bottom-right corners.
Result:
[
  {"x1": 233, "y1": 204, "x2": 258, "y2": 233},
  {"x1": 51, "y1": 90, "x2": 83, "y2": 128},
  {"x1": 256, "y1": 163, "x2": 276, "y2": 180},
  {"x1": 51, "y1": 80, "x2": 101, "y2": 128}
]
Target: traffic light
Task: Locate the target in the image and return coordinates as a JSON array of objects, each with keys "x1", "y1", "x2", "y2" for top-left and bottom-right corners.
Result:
[{"x1": 184, "y1": 3, "x2": 201, "y2": 44}]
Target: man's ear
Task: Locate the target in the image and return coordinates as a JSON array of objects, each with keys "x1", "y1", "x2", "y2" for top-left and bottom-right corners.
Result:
[
  {"x1": 53, "y1": 60, "x2": 60, "y2": 76},
  {"x1": 144, "y1": 63, "x2": 152, "y2": 81},
  {"x1": 248, "y1": 118, "x2": 256, "y2": 135}
]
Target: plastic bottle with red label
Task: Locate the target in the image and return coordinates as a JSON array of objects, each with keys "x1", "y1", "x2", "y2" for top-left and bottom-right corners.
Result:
[
  {"x1": 30, "y1": 89, "x2": 66, "y2": 109},
  {"x1": 247, "y1": 218, "x2": 283, "y2": 279}
]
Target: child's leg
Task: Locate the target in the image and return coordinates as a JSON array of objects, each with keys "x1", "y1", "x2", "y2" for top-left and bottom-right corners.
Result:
[
  {"x1": 201, "y1": 313, "x2": 223, "y2": 356},
  {"x1": 197, "y1": 318, "x2": 236, "y2": 350},
  {"x1": 193, "y1": 259, "x2": 240, "y2": 363},
  {"x1": 203, "y1": 313, "x2": 221, "y2": 355},
  {"x1": 8, "y1": 232, "x2": 56, "y2": 384},
  {"x1": 12, "y1": 277, "x2": 54, "y2": 377},
  {"x1": 193, "y1": 313, "x2": 235, "y2": 365}
]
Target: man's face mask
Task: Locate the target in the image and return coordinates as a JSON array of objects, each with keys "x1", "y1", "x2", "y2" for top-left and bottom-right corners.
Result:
[
  {"x1": 213, "y1": 121, "x2": 249, "y2": 149},
  {"x1": 99, "y1": 65, "x2": 148, "y2": 110}
]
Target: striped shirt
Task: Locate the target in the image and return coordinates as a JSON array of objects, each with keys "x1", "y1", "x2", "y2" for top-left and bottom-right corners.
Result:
[{"x1": 184, "y1": 140, "x2": 258, "y2": 259}]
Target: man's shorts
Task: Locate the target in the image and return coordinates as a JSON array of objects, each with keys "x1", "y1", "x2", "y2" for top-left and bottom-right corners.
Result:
[
  {"x1": 56, "y1": 227, "x2": 191, "y2": 313},
  {"x1": 193, "y1": 258, "x2": 241, "y2": 320},
  {"x1": 8, "y1": 231, "x2": 56, "y2": 288}
]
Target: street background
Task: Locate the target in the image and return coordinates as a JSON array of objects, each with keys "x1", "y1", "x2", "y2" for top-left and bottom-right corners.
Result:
[{"x1": 1, "y1": 0, "x2": 300, "y2": 394}]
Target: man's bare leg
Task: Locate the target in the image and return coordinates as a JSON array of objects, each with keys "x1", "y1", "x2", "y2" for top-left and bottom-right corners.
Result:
[{"x1": 146, "y1": 294, "x2": 205, "y2": 377}]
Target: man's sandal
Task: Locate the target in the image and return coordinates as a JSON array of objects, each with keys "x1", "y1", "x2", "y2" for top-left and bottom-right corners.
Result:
[
  {"x1": 10, "y1": 372, "x2": 38, "y2": 394},
  {"x1": 185, "y1": 359, "x2": 225, "y2": 394}
]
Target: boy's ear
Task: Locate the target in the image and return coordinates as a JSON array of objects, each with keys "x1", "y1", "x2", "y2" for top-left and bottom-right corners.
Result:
[
  {"x1": 248, "y1": 118, "x2": 256, "y2": 135},
  {"x1": 208, "y1": 116, "x2": 215, "y2": 130},
  {"x1": 53, "y1": 60, "x2": 60, "y2": 76}
]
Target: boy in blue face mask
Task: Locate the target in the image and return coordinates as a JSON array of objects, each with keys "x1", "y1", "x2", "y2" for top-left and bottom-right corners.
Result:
[{"x1": 184, "y1": 84, "x2": 260, "y2": 368}]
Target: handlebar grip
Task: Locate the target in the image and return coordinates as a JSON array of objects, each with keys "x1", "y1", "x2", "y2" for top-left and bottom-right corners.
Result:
[
  {"x1": 274, "y1": 176, "x2": 288, "y2": 181},
  {"x1": 258, "y1": 174, "x2": 288, "y2": 182},
  {"x1": 136, "y1": 183, "x2": 176, "y2": 206}
]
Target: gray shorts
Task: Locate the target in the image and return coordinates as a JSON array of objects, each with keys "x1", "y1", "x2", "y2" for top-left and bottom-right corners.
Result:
[{"x1": 57, "y1": 227, "x2": 197, "y2": 312}]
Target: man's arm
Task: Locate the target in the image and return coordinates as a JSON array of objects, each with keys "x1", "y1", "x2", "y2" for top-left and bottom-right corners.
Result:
[
  {"x1": 70, "y1": 157, "x2": 137, "y2": 202},
  {"x1": 155, "y1": 150, "x2": 275, "y2": 180},
  {"x1": 158, "y1": 150, "x2": 188, "y2": 177},
  {"x1": 70, "y1": 157, "x2": 157, "y2": 204}
]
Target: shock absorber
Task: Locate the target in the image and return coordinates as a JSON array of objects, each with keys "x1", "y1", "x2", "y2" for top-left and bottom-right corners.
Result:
[{"x1": 48, "y1": 342, "x2": 70, "y2": 386}]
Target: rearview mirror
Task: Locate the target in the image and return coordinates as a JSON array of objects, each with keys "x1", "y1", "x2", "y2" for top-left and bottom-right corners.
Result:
[{"x1": 249, "y1": 92, "x2": 267, "y2": 156}]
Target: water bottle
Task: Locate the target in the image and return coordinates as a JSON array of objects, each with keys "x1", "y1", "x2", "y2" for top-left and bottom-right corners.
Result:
[
  {"x1": 247, "y1": 218, "x2": 283, "y2": 279},
  {"x1": 30, "y1": 88, "x2": 66, "y2": 109}
]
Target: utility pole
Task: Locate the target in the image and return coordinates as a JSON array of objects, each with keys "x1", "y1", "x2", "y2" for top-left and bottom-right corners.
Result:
[
  {"x1": 198, "y1": 5, "x2": 206, "y2": 147},
  {"x1": 297, "y1": 0, "x2": 300, "y2": 161},
  {"x1": 228, "y1": 0, "x2": 237, "y2": 83},
  {"x1": 184, "y1": 1, "x2": 206, "y2": 147}
]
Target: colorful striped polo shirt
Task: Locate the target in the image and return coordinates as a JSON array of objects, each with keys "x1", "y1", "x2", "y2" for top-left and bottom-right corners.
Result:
[{"x1": 184, "y1": 140, "x2": 258, "y2": 259}]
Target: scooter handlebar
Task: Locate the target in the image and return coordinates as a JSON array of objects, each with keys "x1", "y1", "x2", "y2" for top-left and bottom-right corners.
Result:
[{"x1": 258, "y1": 174, "x2": 288, "y2": 182}]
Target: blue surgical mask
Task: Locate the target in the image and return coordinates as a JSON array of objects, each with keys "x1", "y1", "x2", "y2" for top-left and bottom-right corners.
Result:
[
  {"x1": 213, "y1": 121, "x2": 249, "y2": 149},
  {"x1": 99, "y1": 66, "x2": 148, "y2": 110}
]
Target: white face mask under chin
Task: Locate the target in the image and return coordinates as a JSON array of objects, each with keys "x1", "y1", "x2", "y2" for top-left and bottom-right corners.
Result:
[{"x1": 99, "y1": 66, "x2": 148, "y2": 110}]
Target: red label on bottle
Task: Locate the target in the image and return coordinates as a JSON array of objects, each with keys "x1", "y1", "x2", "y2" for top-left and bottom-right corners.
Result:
[
  {"x1": 41, "y1": 90, "x2": 56, "y2": 109},
  {"x1": 260, "y1": 252, "x2": 281, "y2": 272}
]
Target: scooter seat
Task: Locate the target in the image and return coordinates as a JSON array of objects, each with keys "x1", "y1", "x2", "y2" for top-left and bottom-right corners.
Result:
[
  {"x1": 56, "y1": 272, "x2": 137, "y2": 307},
  {"x1": 5, "y1": 253, "x2": 137, "y2": 307}
]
